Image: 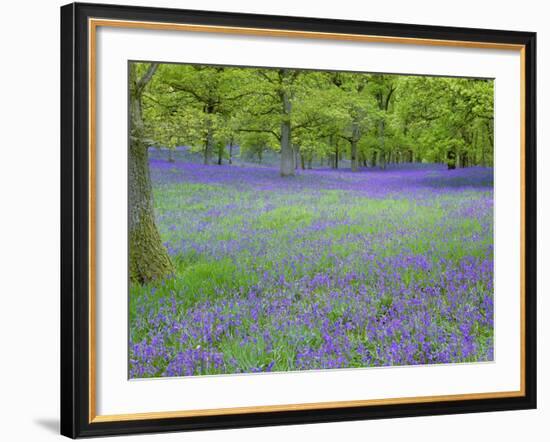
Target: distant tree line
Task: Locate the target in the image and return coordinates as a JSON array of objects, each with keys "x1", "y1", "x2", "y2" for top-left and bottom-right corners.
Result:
[{"x1": 139, "y1": 63, "x2": 494, "y2": 176}]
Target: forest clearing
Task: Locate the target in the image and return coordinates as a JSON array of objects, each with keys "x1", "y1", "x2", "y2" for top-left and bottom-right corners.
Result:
[
  {"x1": 128, "y1": 62, "x2": 494, "y2": 378},
  {"x1": 129, "y1": 151, "x2": 493, "y2": 377}
]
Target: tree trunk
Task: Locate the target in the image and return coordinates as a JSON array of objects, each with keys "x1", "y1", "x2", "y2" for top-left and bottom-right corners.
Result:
[
  {"x1": 378, "y1": 119, "x2": 386, "y2": 169},
  {"x1": 331, "y1": 141, "x2": 340, "y2": 169},
  {"x1": 168, "y1": 148, "x2": 174, "y2": 163},
  {"x1": 350, "y1": 140, "x2": 358, "y2": 172},
  {"x1": 228, "y1": 142, "x2": 233, "y2": 165},
  {"x1": 279, "y1": 84, "x2": 295, "y2": 177},
  {"x1": 204, "y1": 123, "x2": 213, "y2": 165},
  {"x1": 217, "y1": 144, "x2": 223, "y2": 165},
  {"x1": 350, "y1": 120, "x2": 360, "y2": 172},
  {"x1": 300, "y1": 153, "x2": 305, "y2": 170},
  {"x1": 129, "y1": 63, "x2": 174, "y2": 284}
]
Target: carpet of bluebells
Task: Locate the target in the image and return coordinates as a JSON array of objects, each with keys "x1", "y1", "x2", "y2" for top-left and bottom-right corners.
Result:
[{"x1": 129, "y1": 151, "x2": 494, "y2": 378}]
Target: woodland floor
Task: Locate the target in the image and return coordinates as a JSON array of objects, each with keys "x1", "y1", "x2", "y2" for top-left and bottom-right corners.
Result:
[{"x1": 129, "y1": 152, "x2": 494, "y2": 378}]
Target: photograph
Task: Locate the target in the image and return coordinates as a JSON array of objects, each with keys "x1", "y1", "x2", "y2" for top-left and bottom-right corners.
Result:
[
  {"x1": 0, "y1": 0, "x2": 543, "y2": 440},
  {"x1": 128, "y1": 62, "x2": 495, "y2": 379},
  {"x1": 57, "y1": 2, "x2": 537, "y2": 437}
]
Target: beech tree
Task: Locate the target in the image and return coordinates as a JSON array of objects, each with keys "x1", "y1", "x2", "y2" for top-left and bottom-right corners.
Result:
[
  {"x1": 129, "y1": 63, "x2": 174, "y2": 283},
  {"x1": 242, "y1": 68, "x2": 302, "y2": 176},
  {"x1": 326, "y1": 72, "x2": 374, "y2": 172}
]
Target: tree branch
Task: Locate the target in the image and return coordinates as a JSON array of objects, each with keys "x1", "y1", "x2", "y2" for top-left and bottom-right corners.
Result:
[
  {"x1": 385, "y1": 85, "x2": 396, "y2": 110},
  {"x1": 169, "y1": 83, "x2": 208, "y2": 104},
  {"x1": 137, "y1": 63, "x2": 159, "y2": 91},
  {"x1": 238, "y1": 128, "x2": 279, "y2": 138}
]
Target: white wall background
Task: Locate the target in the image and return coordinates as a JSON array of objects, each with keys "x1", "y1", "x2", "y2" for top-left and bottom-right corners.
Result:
[{"x1": 0, "y1": 0, "x2": 546, "y2": 440}]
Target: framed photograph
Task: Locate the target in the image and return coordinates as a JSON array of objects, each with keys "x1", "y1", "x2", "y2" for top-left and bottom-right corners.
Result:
[{"x1": 60, "y1": 2, "x2": 536, "y2": 438}]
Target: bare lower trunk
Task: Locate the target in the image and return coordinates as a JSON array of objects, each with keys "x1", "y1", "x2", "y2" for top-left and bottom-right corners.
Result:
[
  {"x1": 280, "y1": 89, "x2": 294, "y2": 177},
  {"x1": 129, "y1": 141, "x2": 174, "y2": 283},
  {"x1": 378, "y1": 120, "x2": 386, "y2": 170},
  {"x1": 217, "y1": 145, "x2": 223, "y2": 165},
  {"x1": 228, "y1": 142, "x2": 233, "y2": 164},
  {"x1": 204, "y1": 124, "x2": 213, "y2": 165},
  {"x1": 350, "y1": 119, "x2": 361, "y2": 172},
  {"x1": 350, "y1": 140, "x2": 359, "y2": 172}
]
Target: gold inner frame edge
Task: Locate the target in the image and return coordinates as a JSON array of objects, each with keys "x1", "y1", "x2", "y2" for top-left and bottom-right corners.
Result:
[{"x1": 87, "y1": 17, "x2": 527, "y2": 423}]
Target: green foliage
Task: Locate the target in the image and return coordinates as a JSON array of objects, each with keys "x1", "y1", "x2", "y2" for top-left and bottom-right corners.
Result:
[{"x1": 132, "y1": 62, "x2": 494, "y2": 169}]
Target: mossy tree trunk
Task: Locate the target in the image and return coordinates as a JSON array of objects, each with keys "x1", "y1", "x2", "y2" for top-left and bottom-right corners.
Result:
[{"x1": 129, "y1": 63, "x2": 174, "y2": 284}]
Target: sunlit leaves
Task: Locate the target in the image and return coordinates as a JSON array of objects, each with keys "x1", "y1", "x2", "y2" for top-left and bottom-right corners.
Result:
[{"x1": 132, "y1": 61, "x2": 494, "y2": 168}]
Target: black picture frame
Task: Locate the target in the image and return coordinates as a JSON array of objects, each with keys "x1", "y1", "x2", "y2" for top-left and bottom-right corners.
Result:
[{"x1": 61, "y1": 2, "x2": 537, "y2": 438}]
